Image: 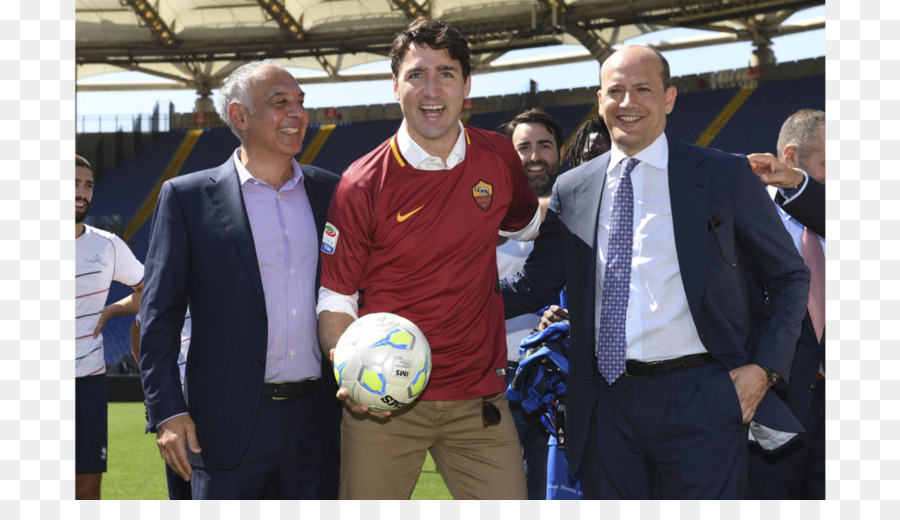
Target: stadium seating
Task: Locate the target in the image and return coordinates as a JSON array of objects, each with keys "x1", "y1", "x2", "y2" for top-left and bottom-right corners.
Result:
[
  {"x1": 311, "y1": 119, "x2": 402, "y2": 174},
  {"x1": 668, "y1": 86, "x2": 742, "y2": 145},
  {"x1": 465, "y1": 111, "x2": 507, "y2": 133},
  {"x1": 89, "y1": 129, "x2": 187, "y2": 237},
  {"x1": 709, "y1": 75, "x2": 826, "y2": 155}
]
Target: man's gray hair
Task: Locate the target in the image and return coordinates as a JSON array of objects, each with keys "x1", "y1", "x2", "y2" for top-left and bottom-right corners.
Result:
[
  {"x1": 776, "y1": 109, "x2": 825, "y2": 167},
  {"x1": 216, "y1": 59, "x2": 290, "y2": 138}
]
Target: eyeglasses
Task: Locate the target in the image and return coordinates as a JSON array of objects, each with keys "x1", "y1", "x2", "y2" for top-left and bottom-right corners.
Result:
[{"x1": 482, "y1": 397, "x2": 501, "y2": 428}]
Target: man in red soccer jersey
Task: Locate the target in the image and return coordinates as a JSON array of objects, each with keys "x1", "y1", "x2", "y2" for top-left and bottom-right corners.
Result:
[{"x1": 316, "y1": 18, "x2": 538, "y2": 499}]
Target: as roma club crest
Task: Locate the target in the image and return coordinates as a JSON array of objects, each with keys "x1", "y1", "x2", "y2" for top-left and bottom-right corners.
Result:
[{"x1": 472, "y1": 180, "x2": 493, "y2": 212}]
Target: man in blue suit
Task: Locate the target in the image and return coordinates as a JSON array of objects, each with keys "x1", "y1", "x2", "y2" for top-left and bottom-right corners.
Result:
[
  {"x1": 501, "y1": 45, "x2": 810, "y2": 499},
  {"x1": 139, "y1": 60, "x2": 341, "y2": 499},
  {"x1": 746, "y1": 109, "x2": 826, "y2": 499}
]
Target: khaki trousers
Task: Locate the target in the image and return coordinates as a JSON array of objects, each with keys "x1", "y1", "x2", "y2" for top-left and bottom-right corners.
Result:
[{"x1": 339, "y1": 392, "x2": 528, "y2": 499}]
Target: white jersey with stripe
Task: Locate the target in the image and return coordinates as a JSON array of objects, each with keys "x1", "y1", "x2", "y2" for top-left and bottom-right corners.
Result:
[{"x1": 76, "y1": 225, "x2": 144, "y2": 378}]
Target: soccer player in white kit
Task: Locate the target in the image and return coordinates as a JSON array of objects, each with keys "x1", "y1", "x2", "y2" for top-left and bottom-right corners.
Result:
[{"x1": 75, "y1": 155, "x2": 144, "y2": 499}]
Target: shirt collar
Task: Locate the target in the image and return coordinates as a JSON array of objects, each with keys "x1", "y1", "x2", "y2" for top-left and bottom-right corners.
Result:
[
  {"x1": 396, "y1": 120, "x2": 467, "y2": 170},
  {"x1": 232, "y1": 147, "x2": 304, "y2": 189},
  {"x1": 607, "y1": 132, "x2": 669, "y2": 174},
  {"x1": 767, "y1": 184, "x2": 796, "y2": 224}
]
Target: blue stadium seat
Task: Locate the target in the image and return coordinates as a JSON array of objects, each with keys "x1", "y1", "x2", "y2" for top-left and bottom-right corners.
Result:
[
  {"x1": 310, "y1": 119, "x2": 402, "y2": 174},
  {"x1": 708, "y1": 75, "x2": 825, "y2": 155},
  {"x1": 668, "y1": 87, "x2": 741, "y2": 145}
]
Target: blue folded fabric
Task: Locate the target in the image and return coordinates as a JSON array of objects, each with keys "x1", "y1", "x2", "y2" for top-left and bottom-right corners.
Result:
[
  {"x1": 507, "y1": 321, "x2": 582, "y2": 500},
  {"x1": 506, "y1": 321, "x2": 570, "y2": 413}
]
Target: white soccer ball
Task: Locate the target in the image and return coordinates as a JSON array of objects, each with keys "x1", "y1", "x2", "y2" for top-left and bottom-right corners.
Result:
[{"x1": 333, "y1": 312, "x2": 432, "y2": 412}]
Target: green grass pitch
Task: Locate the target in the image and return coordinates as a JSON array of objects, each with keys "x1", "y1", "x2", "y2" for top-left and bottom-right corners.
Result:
[{"x1": 104, "y1": 402, "x2": 451, "y2": 500}]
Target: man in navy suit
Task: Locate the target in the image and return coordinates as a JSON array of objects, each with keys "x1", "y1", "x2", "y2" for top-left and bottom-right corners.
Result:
[
  {"x1": 501, "y1": 45, "x2": 810, "y2": 499},
  {"x1": 139, "y1": 60, "x2": 341, "y2": 499},
  {"x1": 746, "y1": 109, "x2": 826, "y2": 499}
]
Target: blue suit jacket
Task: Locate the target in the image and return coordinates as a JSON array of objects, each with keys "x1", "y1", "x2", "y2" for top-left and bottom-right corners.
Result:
[
  {"x1": 502, "y1": 136, "x2": 810, "y2": 473},
  {"x1": 756, "y1": 311, "x2": 824, "y2": 474},
  {"x1": 748, "y1": 196, "x2": 826, "y2": 474},
  {"x1": 139, "y1": 159, "x2": 340, "y2": 470},
  {"x1": 776, "y1": 182, "x2": 825, "y2": 433}
]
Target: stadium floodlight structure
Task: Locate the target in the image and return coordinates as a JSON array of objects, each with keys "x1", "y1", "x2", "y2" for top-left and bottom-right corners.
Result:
[
  {"x1": 256, "y1": 0, "x2": 305, "y2": 41},
  {"x1": 121, "y1": 0, "x2": 178, "y2": 48},
  {"x1": 391, "y1": 0, "x2": 430, "y2": 19}
]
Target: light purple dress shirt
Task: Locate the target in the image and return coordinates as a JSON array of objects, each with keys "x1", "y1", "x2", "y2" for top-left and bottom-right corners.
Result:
[{"x1": 234, "y1": 149, "x2": 321, "y2": 382}]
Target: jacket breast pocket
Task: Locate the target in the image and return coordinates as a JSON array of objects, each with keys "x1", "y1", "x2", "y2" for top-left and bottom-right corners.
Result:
[{"x1": 708, "y1": 216, "x2": 737, "y2": 268}]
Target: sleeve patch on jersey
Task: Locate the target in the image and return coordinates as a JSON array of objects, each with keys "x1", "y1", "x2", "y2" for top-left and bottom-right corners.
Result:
[
  {"x1": 472, "y1": 180, "x2": 493, "y2": 212},
  {"x1": 321, "y1": 222, "x2": 339, "y2": 254}
]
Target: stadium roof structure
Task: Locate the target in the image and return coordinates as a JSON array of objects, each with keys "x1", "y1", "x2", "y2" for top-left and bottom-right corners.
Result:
[{"x1": 76, "y1": 0, "x2": 824, "y2": 97}]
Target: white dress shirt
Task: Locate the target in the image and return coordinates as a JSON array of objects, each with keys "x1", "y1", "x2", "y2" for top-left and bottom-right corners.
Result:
[{"x1": 595, "y1": 133, "x2": 706, "y2": 362}]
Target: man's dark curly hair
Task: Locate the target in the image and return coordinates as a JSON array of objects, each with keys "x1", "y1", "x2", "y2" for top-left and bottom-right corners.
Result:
[{"x1": 390, "y1": 18, "x2": 471, "y2": 80}]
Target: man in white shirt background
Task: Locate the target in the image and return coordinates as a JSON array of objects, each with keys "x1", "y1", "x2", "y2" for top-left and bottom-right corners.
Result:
[{"x1": 75, "y1": 154, "x2": 144, "y2": 499}]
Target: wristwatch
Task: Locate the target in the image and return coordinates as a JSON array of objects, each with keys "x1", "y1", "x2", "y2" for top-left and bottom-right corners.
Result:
[{"x1": 757, "y1": 365, "x2": 781, "y2": 387}]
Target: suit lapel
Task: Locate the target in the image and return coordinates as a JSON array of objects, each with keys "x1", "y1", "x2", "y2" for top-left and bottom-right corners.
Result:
[
  {"x1": 302, "y1": 168, "x2": 329, "y2": 236},
  {"x1": 577, "y1": 155, "x2": 610, "y2": 347},
  {"x1": 667, "y1": 138, "x2": 709, "y2": 316},
  {"x1": 300, "y1": 166, "x2": 328, "y2": 289},
  {"x1": 205, "y1": 163, "x2": 267, "y2": 304}
]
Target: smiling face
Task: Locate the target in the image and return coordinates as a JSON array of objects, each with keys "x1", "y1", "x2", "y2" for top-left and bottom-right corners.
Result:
[
  {"x1": 233, "y1": 66, "x2": 308, "y2": 159},
  {"x1": 75, "y1": 165, "x2": 93, "y2": 224},
  {"x1": 599, "y1": 46, "x2": 676, "y2": 156},
  {"x1": 511, "y1": 122, "x2": 561, "y2": 197},
  {"x1": 393, "y1": 43, "x2": 471, "y2": 158}
]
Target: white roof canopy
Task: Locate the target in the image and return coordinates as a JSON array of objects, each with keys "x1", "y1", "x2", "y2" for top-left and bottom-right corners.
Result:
[{"x1": 76, "y1": 0, "x2": 824, "y2": 93}]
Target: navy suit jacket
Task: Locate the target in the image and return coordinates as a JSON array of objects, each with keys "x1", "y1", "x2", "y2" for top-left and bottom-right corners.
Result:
[
  {"x1": 773, "y1": 315, "x2": 824, "y2": 438},
  {"x1": 776, "y1": 176, "x2": 825, "y2": 238},
  {"x1": 777, "y1": 180, "x2": 825, "y2": 432},
  {"x1": 749, "y1": 191, "x2": 825, "y2": 473},
  {"x1": 139, "y1": 159, "x2": 340, "y2": 470},
  {"x1": 502, "y1": 136, "x2": 810, "y2": 473}
]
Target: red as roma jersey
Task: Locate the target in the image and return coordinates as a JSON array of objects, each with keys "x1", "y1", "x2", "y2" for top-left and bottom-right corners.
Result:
[{"x1": 321, "y1": 125, "x2": 539, "y2": 401}]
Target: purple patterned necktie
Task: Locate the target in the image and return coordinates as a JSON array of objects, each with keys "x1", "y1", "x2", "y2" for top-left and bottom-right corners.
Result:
[{"x1": 597, "y1": 158, "x2": 639, "y2": 384}]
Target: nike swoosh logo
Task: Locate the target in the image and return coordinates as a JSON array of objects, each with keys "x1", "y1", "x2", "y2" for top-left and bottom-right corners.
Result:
[{"x1": 397, "y1": 206, "x2": 424, "y2": 222}]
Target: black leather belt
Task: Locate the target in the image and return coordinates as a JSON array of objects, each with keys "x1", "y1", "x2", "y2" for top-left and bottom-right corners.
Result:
[
  {"x1": 261, "y1": 379, "x2": 322, "y2": 399},
  {"x1": 624, "y1": 353, "x2": 716, "y2": 377}
]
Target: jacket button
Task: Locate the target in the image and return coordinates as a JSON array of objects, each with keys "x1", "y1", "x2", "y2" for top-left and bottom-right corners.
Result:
[
  {"x1": 807, "y1": 385, "x2": 815, "y2": 392},
  {"x1": 260, "y1": 311, "x2": 267, "y2": 320},
  {"x1": 587, "y1": 378, "x2": 593, "y2": 385},
  {"x1": 259, "y1": 359, "x2": 266, "y2": 367}
]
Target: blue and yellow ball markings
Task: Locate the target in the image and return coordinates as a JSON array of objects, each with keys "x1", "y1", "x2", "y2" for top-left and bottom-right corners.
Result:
[
  {"x1": 335, "y1": 360, "x2": 348, "y2": 386},
  {"x1": 371, "y1": 327, "x2": 414, "y2": 350},
  {"x1": 360, "y1": 365, "x2": 386, "y2": 395},
  {"x1": 409, "y1": 353, "x2": 430, "y2": 397}
]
